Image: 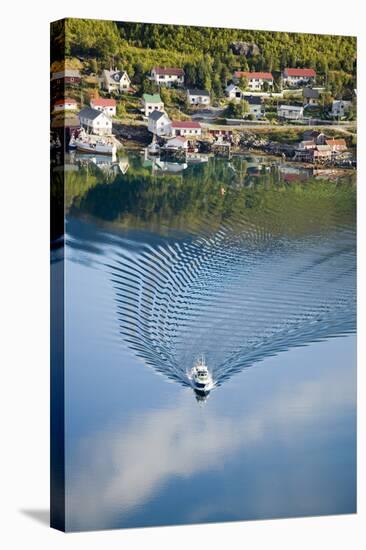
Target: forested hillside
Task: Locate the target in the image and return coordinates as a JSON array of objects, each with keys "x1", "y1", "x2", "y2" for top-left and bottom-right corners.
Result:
[{"x1": 51, "y1": 18, "x2": 357, "y2": 98}]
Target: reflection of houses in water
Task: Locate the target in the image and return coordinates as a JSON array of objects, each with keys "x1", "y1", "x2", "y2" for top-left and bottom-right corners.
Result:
[
  {"x1": 52, "y1": 163, "x2": 80, "y2": 173},
  {"x1": 142, "y1": 147, "x2": 188, "y2": 174},
  {"x1": 228, "y1": 157, "x2": 272, "y2": 186},
  {"x1": 69, "y1": 152, "x2": 128, "y2": 177},
  {"x1": 278, "y1": 164, "x2": 311, "y2": 183},
  {"x1": 186, "y1": 152, "x2": 209, "y2": 164},
  {"x1": 154, "y1": 159, "x2": 188, "y2": 173}
]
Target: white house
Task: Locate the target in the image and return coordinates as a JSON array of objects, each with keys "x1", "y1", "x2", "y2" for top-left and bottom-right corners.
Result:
[
  {"x1": 90, "y1": 98, "x2": 117, "y2": 117},
  {"x1": 282, "y1": 68, "x2": 316, "y2": 87},
  {"x1": 331, "y1": 100, "x2": 352, "y2": 118},
  {"x1": 187, "y1": 89, "x2": 210, "y2": 106},
  {"x1": 234, "y1": 71, "x2": 274, "y2": 91},
  {"x1": 277, "y1": 105, "x2": 304, "y2": 120},
  {"x1": 53, "y1": 97, "x2": 77, "y2": 112},
  {"x1": 297, "y1": 139, "x2": 318, "y2": 152},
  {"x1": 148, "y1": 110, "x2": 171, "y2": 136},
  {"x1": 226, "y1": 84, "x2": 243, "y2": 100},
  {"x1": 141, "y1": 93, "x2": 164, "y2": 117},
  {"x1": 150, "y1": 67, "x2": 184, "y2": 87},
  {"x1": 101, "y1": 69, "x2": 131, "y2": 93},
  {"x1": 78, "y1": 107, "x2": 112, "y2": 135},
  {"x1": 303, "y1": 87, "x2": 320, "y2": 105},
  {"x1": 245, "y1": 96, "x2": 263, "y2": 118},
  {"x1": 170, "y1": 121, "x2": 202, "y2": 137},
  {"x1": 165, "y1": 136, "x2": 188, "y2": 150}
]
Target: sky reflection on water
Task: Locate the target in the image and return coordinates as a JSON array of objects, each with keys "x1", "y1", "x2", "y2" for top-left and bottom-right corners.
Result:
[{"x1": 61, "y1": 156, "x2": 356, "y2": 531}]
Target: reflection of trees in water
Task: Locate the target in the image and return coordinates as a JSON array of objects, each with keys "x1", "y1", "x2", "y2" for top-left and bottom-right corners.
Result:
[{"x1": 66, "y1": 158, "x2": 355, "y2": 237}]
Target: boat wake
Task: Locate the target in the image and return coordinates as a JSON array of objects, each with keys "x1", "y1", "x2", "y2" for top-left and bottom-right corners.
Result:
[{"x1": 108, "y1": 220, "x2": 356, "y2": 393}]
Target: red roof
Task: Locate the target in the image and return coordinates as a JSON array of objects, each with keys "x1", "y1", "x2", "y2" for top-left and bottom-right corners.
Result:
[
  {"x1": 91, "y1": 98, "x2": 116, "y2": 107},
  {"x1": 325, "y1": 138, "x2": 347, "y2": 147},
  {"x1": 234, "y1": 71, "x2": 273, "y2": 80},
  {"x1": 54, "y1": 97, "x2": 77, "y2": 105},
  {"x1": 153, "y1": 67, "x2": 184, "y2": 76},
  {"x1": 285, "y1": 68, "x2": 316, "y2": 77},
  {"x1": 171, "y1": 120, "x2": 201, "y2": 129}
]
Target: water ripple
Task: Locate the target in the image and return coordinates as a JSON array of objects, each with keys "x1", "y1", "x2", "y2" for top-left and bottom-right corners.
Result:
[{"x1": 108, "y1": 222, "x2": 356, "y2": 393}]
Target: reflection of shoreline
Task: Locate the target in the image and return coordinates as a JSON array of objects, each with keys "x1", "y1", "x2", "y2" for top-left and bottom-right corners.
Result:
[{"x1": 64, "y1": 152, "x2": 355, "y2": 239}]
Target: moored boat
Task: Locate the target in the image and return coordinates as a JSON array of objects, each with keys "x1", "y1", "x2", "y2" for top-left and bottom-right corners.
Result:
[{"x1": 69, "y1": 129, "x2": 116, "y2": 155}]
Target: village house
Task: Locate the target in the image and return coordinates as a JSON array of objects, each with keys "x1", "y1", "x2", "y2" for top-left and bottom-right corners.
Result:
[
  {"x1": 226, "y1": 84, "x2": 243, "y2": 100},
  {"x1": 78, "y1": 107, "x2": 112, "y2": 135},
  {"x1": 302, "y1": 130, "x2": 326, "y2": 144},
  {"x1": 141, "y1": 94, "x2": 165, "y2": 117},
  {"x1": 282, "y1": 68, "x2": 316, "y2": 87},
  {"x1": 147, "y1": 110, "x2": 171, "y2": 136},
  {"x1": 331, "y1": 99, "x2": 352, "y2": 118},
  {"x1": 296, "y1": 131, "x2": 327, "y2": 154},
  {"x1": 245, "y1": 96, "x2": 263, "y2": 118},
  {"x1": 297, "y1": 140, "x2": 317, "y2": 151},
  {"x1": 303, "y1": 87, "x2": 320, "y2": 106},
  {"x1": 90, "y1": 98, "x2": 117, "y2": 117},
  {"x1": 51, "y1": 69, "x2": 81, "y2": 87},
  {"x1": 233, "y1": 71, "x2": 274, "y2": 91},
  {"x1": 325, "y1": 138, "x2": 348, "y2": 152},
  {"x1": 187, "y1": 89, "x2": 210, "y2": 106},
  {"x1": 170, "y1": 121, "x2": 202, "y2": 137},
  {"x1": 277, "y1": 104, "x2": 304, "y2": 120},
  {"x1": 53, "y1": 97, "x2": 77, "y2": 112},
  {"x1": 313, "y1": 145, "x2": 332, "y2": 160},
  {"x1": 151, "y1": 67, "x2": 185, "y2": 87},
  {"x1": 101, "y1": 69, "x2": 131, "y2": 93},
  {"x1": 295, "y1": 143, "x2": 332, "y2": 162}
]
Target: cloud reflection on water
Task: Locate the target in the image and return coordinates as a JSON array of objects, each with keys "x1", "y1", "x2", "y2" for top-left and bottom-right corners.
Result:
[{"x1": 66, "y1": 346, "x2": 355, "y2": 531}]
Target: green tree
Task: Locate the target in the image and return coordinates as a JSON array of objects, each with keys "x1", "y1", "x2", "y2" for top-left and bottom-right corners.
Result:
[
  {"x1": 238, "y1": 76, "x2": 249, "y2": 91},
  {"x1": 116, "y1": 101, "x2": 126, "y2": 119}
]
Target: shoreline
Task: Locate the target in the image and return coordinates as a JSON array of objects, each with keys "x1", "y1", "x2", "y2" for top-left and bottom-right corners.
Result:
[{"x1": 112, "y1": 121, "x2": 356, "y2": 172}]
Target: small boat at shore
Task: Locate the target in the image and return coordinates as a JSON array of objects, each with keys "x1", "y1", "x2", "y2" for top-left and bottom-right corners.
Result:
[
  {"x1": 69, "y1": 130, "x2": 117, "y2": 156},
  {"x1": 147, "y1": 135, "x2": 160, "y2": 156}
]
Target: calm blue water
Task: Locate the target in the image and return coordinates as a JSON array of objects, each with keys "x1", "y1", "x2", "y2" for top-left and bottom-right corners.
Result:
[{"x1": 57, "y1": 153, "x2": 356, "y2": 531}]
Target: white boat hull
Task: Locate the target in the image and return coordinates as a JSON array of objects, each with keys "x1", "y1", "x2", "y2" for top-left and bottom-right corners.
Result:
[
  {"x1": 75, "y1": 141, "x2": 116, "y2": 156},
  {"x1": 189, "y1": 359, "x2": 213, "y2": 395}
]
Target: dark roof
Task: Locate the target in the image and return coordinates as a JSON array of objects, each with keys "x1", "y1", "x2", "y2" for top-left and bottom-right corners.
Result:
[
  {"x1": 51, "y1": 69, "x2": 81, "y2": 80},
  {"x1": 303, "y1": 130, "x2": 323, "y2": 140},
  {"x1": 303, "y1": 87, "x2": 320, "y2": 99},
  {"x1": 149, "y1": 110, "x2": 167, "y2": 121},
  {"x1": 78, "y1": 107, "x2": 104, "y2": 120},
  {"x1": 187, "y1": 89, "x2": 210, "y2": 96},
  {"x1": 245, "y1": 95, "x2": 262, "y2": 105}
]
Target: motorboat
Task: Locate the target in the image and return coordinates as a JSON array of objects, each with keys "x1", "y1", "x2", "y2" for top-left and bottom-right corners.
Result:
[
  {"x1": 189, "y1": 356, "x2": 213, "y2": 397},
  {"x1": 69, "y1": 129, "x2": 117, "y2": 156},
  {"x1": 147, "y1": 135, "x2": 160, "y2": 156}
]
